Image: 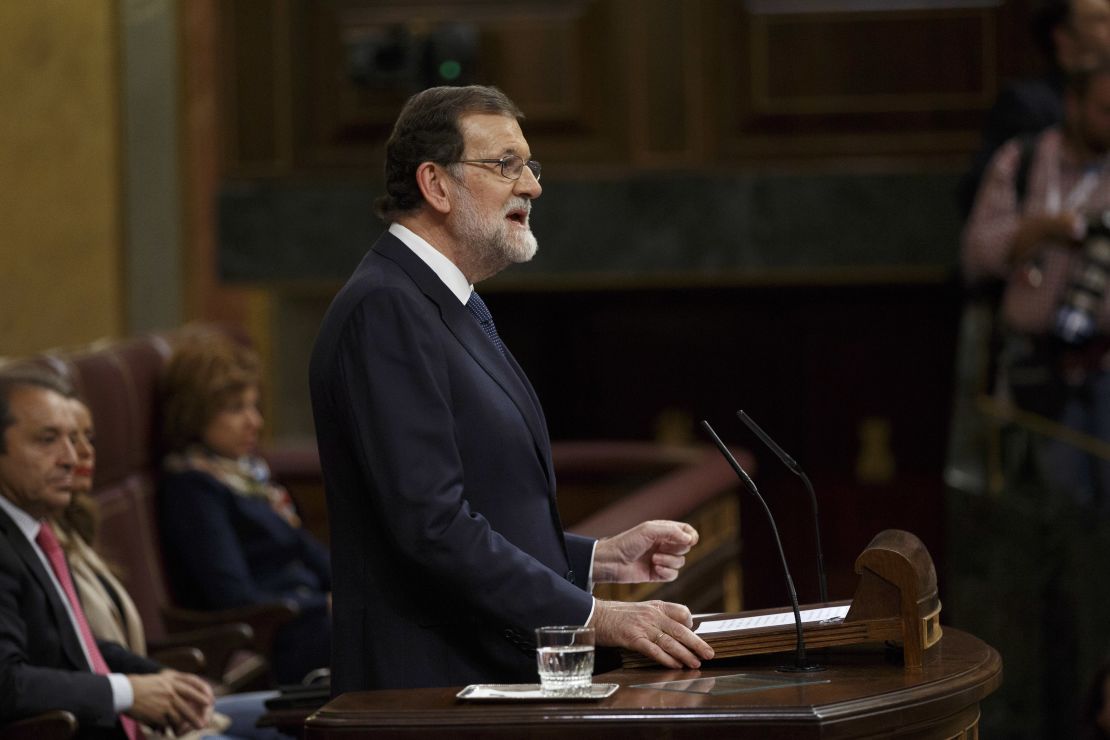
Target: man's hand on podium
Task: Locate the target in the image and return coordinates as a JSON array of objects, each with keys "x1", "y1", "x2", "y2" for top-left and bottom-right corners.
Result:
[{"x1": 589, "y1": 599, "x2": 714, "y2": 670}]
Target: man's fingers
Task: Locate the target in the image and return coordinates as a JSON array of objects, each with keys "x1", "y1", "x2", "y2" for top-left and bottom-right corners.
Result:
[
  {"x1": 172, "y1": 692, "x2": 206, "y2": 732},
  {"x1": 652, "y1": 567, "x2": 679, "y2": 582},
  {"x1": 159, "y1": 672, "x2": 212, "y2": 731},
  {"x1": 637, "y1": 632, "x2": 682, "y2": 669},
  {"x1": 636, "y1": 608, "x2": 714, "y2": 668},
  {"x1": 665, "y1": 521, "x2": 698, "y2": 545},
  {"x1": 657, "y1": 631, "x2": 704, "y2": 668},
  {"x1": 656, "y1": 541, "x2": 693, "y2": 556},
  {"x1": 180, "y1": 671, "x2": 214, "y2": 699},
  {"x1": 638, "y1": 627, "x2": 704, "y2": 669},
  {"x1": 682, "y1": 523, "x2": 699, "y2": 547},
  {"x1": 659, "y1": 600, "x2": 694, "y2": 628},
  {"x1": 651, "y1": 521, "x2": 698, "y2": 549},
  {"x1": 174, "y1": 677, "x2": 213, "y2": 708},
  {"x1": 668, "y1": 621, "x2": 715, "y2": 661},
  {"x1": 594, "y1": 598, "x2": 712, "y2": 669},
  {"x1": 651, "y1": 547, "x2": 688, "y2": 580},
  {"x1": 652, "y1": 553, "x2": 685, "y2": 570}
]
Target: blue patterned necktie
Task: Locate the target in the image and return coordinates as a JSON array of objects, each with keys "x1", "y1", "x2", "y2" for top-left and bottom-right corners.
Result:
[{"x1": 466, "y1": 291, "x2": 506, "y2": 355}]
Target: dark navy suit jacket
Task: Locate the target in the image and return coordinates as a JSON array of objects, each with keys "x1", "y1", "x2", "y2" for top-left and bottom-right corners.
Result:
[
  {"x1": 159, "y1": 469, "x2": 331, "y2": 614},
  {"x1": 0, "y1": 505, "x2": 160, "y2": 737},
  {"x1": 159, "y1": 469, "x2": 332, "y2": 684},
  {"x1": 309, "y1": 231, "x2": 595, "y2": 692}
]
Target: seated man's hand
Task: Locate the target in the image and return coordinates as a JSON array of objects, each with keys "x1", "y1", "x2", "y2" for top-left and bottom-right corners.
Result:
[
  {"x1": 127, "y1": 669, "x2": 214, "y2": 735},
  {"x1": 592, "y1": 520, "x2": 698, "y2": 584},
  {"x1": 589, "y1": 598, "x2": 714, "y2": 670}
]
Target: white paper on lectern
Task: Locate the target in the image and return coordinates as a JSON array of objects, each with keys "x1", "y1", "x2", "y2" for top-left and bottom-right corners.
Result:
[{"x1": 694, "y1": 605, "x2": 851, "y2": 635}]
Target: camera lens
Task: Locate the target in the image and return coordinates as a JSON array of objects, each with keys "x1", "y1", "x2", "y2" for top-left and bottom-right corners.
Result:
[{"x1": 1054, "y1": 211, "x2": 1110, "y2": 345}]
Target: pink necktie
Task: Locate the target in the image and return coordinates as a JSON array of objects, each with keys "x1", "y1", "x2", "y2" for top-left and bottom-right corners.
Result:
[{"x1": 37, "y1": 523, "x2": 140, "y2": 740}]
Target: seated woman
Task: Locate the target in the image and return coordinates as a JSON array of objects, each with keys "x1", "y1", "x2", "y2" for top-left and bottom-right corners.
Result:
[
  {"x1": 158, "y1": 331, "x2": 331, "y2": 686},
  {"x1": 55, "y1": 396, "x2": 146, "y2": 657},
  {"x1": 54, "y1": 393, "x2": 284, "y2": 739}
]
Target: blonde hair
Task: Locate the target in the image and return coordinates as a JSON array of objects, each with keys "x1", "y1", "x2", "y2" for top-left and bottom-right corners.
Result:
[{"x1": 161, "y1": 329, "x2": 260, "y2": 453}]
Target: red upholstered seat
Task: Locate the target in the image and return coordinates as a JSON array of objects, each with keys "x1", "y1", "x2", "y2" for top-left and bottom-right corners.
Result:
[{"x1": 92, "y1": 474, "x2": 172, "y2": 641}]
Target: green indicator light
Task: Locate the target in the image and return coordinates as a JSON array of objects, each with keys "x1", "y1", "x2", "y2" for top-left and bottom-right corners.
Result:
[{"x1": 439, "y1": 60, "x2": 462, "y2": 80}]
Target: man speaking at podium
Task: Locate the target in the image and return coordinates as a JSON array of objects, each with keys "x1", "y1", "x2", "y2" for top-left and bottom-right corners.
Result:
[{"x1": 310, "y1": 85, "x2": 714, "y2": 692}]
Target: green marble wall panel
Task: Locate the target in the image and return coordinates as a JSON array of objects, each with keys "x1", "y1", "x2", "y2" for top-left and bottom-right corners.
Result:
[{"x1": 218, "y1": 171, "x2": 964, "y2": 283}]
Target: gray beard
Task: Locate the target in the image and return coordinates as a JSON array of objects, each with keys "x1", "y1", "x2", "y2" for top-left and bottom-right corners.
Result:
[{"x1": 451, "y1": 188, "x2": 538, "y2": 278}]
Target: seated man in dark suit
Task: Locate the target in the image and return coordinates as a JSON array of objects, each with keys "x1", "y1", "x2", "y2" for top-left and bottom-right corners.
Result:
[
  {"x1": 0, "y1": 367, "x2": 214, "y2": 738},
  {"x1": 310, "y1": 85, "x2": 715, "y2": 693}
]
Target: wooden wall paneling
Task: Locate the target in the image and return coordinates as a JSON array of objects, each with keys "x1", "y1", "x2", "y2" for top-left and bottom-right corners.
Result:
[
  {"x1": 625, "y1": 0, "x2": 707, "y2": 166},
  {"x1": 480, "y1": 3, "x2": 618, "y2": 164},
  {"x1": 309, "y1": 4, "x2": 403, "y2": 165},
  {"x1": 183, "y1": 0, "x2": 256, "y2": 330},
  {"x1": 299, "y1": 2, "x2": 407, "y2": 168},
  {"x1": 989, "y1": 0, "x2": 1042, "y2": 81},
  {"x1": 534, "y1": 0, "x2": 630, "y2": 166},
  {"x1": 484, "y1": 11, "x2": 584, "y2": 121},
  {"x1": 273, "y1": 0, "x2": 297, "y2": 171},
  {"x1": 290, "y1": 0, "x2": 621, "y2": 169},
  {"x1": 751, "y1": 11, "x2": 992, "y2": 115},
  {"x1": 714, "y1": 2, "x2": 1003, "y2": 161},
  {"x1": 212, "y1": 0, "x2": 1051, "y2": 177},
  {"x1": 462, "y1": 0, "x2": 627, "y2": 165},
  {"x1": 220, "y1": 0, "x2": 291, "y2": 173}
]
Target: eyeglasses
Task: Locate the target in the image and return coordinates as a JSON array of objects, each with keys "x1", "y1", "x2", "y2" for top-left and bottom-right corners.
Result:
[{"x1": 454, "y1": 155, "x2": 541, "y2": 182}]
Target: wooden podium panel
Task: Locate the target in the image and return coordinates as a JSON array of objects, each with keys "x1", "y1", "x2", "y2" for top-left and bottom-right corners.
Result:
[{"x1": 304, "y1": 629, "x2": 1001, "y2": 739}]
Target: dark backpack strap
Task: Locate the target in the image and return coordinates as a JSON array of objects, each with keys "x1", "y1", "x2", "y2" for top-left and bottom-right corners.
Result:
[
  {"x1": 968, "y1": 133, "x2": 1040, "y2": 397},
  {"x1": 1014, "y1": 133, "x2": 1037, "y2": 207}
]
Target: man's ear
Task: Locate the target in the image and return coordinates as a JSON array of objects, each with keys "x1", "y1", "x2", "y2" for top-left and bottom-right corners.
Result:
[{"x1": 415, "y1": 162, "x2": 453, "y2": 215}]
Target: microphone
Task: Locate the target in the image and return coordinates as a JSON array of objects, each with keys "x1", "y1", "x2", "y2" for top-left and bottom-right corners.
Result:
[
  {"x1": 701, "y1": 420, "x2": 824, "y2": 673},
  {"x1": 737, "y1": 410, "x2": 829, "y2": 603}
]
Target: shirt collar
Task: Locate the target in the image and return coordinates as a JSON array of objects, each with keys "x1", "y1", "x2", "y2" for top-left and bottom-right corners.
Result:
[
  {"x1": 389, "y1": 223, "x2": 473, "y2": 305},
  {"x1": 0, "y1": 494, "x2": 42, "y2": 543}
]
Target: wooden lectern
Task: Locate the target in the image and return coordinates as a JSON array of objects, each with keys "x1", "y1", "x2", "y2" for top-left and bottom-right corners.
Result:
[
  {"x1": 623, "y1": 529, "x2": 943, "y2": 669},
  {"x1": 300, "y1": 530, "x2": 1001, "y2": 740},
  {"x1": 305, "y1": 631, "x2": 1001, "y2": 739}
]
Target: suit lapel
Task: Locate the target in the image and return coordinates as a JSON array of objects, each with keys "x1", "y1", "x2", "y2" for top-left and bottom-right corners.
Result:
[
  {"x1": 502, "y1": 348, "x2": 555, "y2": 484},
  {"x1": 0, "y1": 507, "x2": 89, "y2": 670},
  {"x1": 375, "y1": 234, "x2": 555, "y2": 485}
]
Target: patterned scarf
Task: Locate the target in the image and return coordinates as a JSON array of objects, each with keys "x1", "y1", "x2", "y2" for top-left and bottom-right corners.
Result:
[{"x1": 163, "y1": 445, "x2": 301, "y2": 528}]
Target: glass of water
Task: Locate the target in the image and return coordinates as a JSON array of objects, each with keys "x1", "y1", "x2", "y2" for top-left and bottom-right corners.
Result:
[{"x1": 535, "y1": 625, "x2": 595, "y2": 695}]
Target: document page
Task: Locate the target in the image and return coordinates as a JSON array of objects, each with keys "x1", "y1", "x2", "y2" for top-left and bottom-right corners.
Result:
[{"x1": 695, "y1": 604, "x2": 850, "y2": 635}]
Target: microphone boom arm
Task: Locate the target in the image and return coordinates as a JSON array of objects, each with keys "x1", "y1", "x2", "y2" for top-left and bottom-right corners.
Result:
[
  {"x1": 701, "y1": 420, "x2": 823, "y2": 672},
  {"x1": 738, "y1": 409, "x2": 829, "y2": 604}
]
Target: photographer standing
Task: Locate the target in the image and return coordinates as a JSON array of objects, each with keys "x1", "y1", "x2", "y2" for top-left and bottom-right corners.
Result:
[{"x1": 963, "y1": 62, "x2": 1110, "y2": 509}]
